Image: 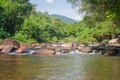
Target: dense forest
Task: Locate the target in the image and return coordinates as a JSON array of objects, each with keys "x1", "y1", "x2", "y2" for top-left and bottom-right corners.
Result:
[
  {"x1": 0, "y1": 0, "x2": 120, "y2": 44},
  {"x1": 68, "y1": 0, "x2": 120, "y2": 44}
]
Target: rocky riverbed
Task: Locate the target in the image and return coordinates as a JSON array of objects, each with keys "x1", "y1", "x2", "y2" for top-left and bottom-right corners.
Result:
[{"x1": 0, "y1": 38, "x2": 120, "y2": 56}]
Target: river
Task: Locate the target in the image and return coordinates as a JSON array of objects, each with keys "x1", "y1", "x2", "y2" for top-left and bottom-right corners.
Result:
[{"x1": 0, "y1": 53, "x2": 120, "y2": 80}]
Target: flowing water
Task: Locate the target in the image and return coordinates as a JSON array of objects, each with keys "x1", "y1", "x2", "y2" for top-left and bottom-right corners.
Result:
[{"x1": 0, "y1": 53, "x2": 120, "y2": 80}]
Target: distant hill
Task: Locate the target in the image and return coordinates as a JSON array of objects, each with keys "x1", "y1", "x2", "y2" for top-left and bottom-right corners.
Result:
[{"x1": 50, "y1": 14, "x2": 77, "y2": 23}]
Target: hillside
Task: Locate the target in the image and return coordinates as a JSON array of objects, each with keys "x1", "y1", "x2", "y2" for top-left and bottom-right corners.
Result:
[{"x1": 50, "y1": 14, "x2": 77, "y2": 23}]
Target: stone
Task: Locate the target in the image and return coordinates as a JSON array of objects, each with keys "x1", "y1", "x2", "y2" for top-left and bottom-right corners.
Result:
[
  {"x1": 59, "y1": 42, "x2": 74, "y2": 48},
  {"x1": 15, "y1": 45, "x2": 28, "y2": 54},
  {"x1": 109, "y1": 38, "x2": 119, "y2": 44},
  {"x1": 77, "y1": 46, "x2": 92, "y2": 53},
  {"x1": 32, "y1": 49, "x2": 55, "y2": 55},
  {"x1": 1, "y1": 38, "x2": 20, "y2": 49},
  {"x1": 0, "y1": 45, "x2": 14, "y2": 54},
  {"x1": 60, "y1": 49, "x2": 70, "y2": 53}
]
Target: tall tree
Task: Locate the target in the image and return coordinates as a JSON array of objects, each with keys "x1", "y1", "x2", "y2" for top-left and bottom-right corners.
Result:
[
  {"x1": 0, "y1": 0, "x2": 32, "y2": 36},
  {"x1": 68, "y1": 0, "x2": 120, "y2": 42}
]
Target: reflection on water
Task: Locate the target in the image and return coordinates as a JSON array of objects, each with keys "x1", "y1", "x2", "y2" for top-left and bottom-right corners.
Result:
[{"x1": 0, "y1": 54, "x2": 120, "y2": 80}]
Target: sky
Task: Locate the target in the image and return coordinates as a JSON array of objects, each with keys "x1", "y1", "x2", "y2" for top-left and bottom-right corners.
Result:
[{"x1": 29, "y1": 0, "x2": 83, "y2": 21}]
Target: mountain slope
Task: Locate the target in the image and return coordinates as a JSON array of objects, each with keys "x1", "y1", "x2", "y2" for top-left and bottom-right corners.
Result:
[{"x1": 50, "y1": 14, "x2": 77, "y2": 23}]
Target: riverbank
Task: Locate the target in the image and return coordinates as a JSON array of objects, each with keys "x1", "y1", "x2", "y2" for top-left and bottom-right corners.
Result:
[{"x1": 0, "y1": 38, "x2": 120, "y2": 56}]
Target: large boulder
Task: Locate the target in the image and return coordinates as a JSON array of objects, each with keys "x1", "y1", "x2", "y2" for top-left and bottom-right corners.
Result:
[
  {"x1": 1, "y1": 38, "x2": 20, "y2": 49},
  {"x1": 77, "y1": 46, "x2": 92, "y2": 53},
  {"x1": 0, "y1": 45, "x2": 15, "y2": 54},
  {"x1": 32, "y1": 49, "x2": 55, "y2": 55},
  {"x1": 0, "y1": 38, "x2": 20, "y2": 54}
]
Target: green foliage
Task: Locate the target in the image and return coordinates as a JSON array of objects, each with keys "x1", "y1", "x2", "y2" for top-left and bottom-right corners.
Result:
[
  {"x1": 1, "y1": 0, "x2": 120, "y2": 44},
  {"x1": 12, "y1": 32, "x2": 37, "y2": 44},
  {"x1": 68, "y1": 0, "x2": 120, "y2": 44},
  {"x1": 102, "y1": 39, "x2": 109, "y2": 44},
  {"x1": 0, "y1": 0, "x2": 80, "y2": 43},
  {"x1": 0, "y1": 0, "x2": 32, "y2": 35},
  {"x1": 62, "y1": 36, "x2": 77, "y2": 42},
  {"x1": 13, "y1": 12, "x2": 70, "y2": 43},
  {"x1": 0, "y1": 28, "x2": 10, "y2": 38}
]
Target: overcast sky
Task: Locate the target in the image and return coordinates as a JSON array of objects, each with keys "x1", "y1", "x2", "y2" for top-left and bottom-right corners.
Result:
[{"x1": 30, "y1": 0, "x2": 83, "y2": 21}]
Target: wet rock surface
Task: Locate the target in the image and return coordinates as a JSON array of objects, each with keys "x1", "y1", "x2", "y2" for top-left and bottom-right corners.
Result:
[
  {"x1": 32, "y1": 49, "x2": 55, "y2": 55},
  {"x1": 77, "y1": 46, "x2": 92, "y2": 53},
  {"x1": 0, "y1": 38, "x2": 120, "y2": 56},
  {"x1": 1, "y1": 38, "x2": 20, "y2": 49},
  {"x1": 0, "y1": 38, "x2": 20, "y2": 54}
]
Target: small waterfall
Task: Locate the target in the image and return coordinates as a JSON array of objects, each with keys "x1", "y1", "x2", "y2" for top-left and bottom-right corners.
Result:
[
  {"x1": 75, "y1": 49, "x2": 79, "y2": 54},
  {"x1": 91, "y1": 50, "x2": 96, "y2": 54}
]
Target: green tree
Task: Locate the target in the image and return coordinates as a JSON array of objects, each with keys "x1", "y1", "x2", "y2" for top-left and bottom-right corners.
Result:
[
  {"x1": 68, "y1": 0, "x2": 120, "y2": 43},
  {"x1": 0, "y1": 0, "x2": 32, "y2": 36}
]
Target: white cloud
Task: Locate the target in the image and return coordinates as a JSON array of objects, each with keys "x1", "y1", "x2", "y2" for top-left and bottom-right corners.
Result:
[
  {"x1": 74, "y1": 15, "x2": 83, "y2": 21},
  {"x1": 46, "y1": 0, "x2": 54, "y2": 4}
]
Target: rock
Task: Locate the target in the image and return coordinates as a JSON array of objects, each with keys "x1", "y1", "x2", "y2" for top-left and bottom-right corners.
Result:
[
  {"x1": 32, "y1": 46, "x2": 41, "y2": 50},
  {"x1": 31, "y1": 43, "x2": 40, "y2": 48},
  {"x1": 48, "y1": 43, "x2": 58, "y2": 48},
  {"x1": 40, "y1": 43, "x2": 47, "y2": 48},
  {"x1": 77, "y1": 46, "x2": 92, "y2": 53},
  {"x1": 104, "y1": 49, "x2": 118, "y2": 56},
  {"x1": 1, "y1": 38, "x2": 20, "y2": 49},
  {"x1": 109, "y1": 38, "x2": 119, "y2": 44},
  {"x1": 60, "y1": 42, "x2": 74, "y2": 48},
  {"x1": 15, "y1": 45, "x2": 28, "y2": 54},
  {"x1": 0, "y1": 38, "x2": 20, "y2": 54},
  {"x1": 55, "y1": 48, "x2": 61, "y2": 52},
  {"x1": 60, "y1": 49, "x2": 70, "y2": 53},
  {"x1": 0, "y1": 45, "x2": 15, "y2": 54},
  {"x1": 32, "y1": 49, "x2": 55, "y2": 55},
  {"x1": 98, "y1": 42, "x2": 105, "y2": 46}
]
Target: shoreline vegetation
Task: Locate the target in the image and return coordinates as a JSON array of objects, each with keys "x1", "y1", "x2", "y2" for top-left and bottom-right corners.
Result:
[{"x1": 0, "y1": 0, "x2": 120, "y2": 56}]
